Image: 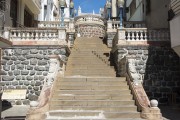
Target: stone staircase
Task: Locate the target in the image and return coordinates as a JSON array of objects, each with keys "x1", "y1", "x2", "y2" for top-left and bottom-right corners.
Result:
[{"x1": 46, "y1": 37, "x2": 143, "y2": 120}]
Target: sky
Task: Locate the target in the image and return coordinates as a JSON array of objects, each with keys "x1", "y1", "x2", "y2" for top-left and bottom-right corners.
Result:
[{"x1": 74, "y1": 0, "x2": 106, "y2": 14}]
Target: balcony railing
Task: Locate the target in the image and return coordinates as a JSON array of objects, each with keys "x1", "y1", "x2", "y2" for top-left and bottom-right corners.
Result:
[
  {"x1": 112, "y1": 28, "x2": 170, "y2": 48},
  {"x1": 2, "y1": 28, "x2": 66, "y2": 41}
]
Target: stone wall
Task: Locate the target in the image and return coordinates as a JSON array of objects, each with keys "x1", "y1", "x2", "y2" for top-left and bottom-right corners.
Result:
[
  {"x1": 76, "y1": 25, "x2": 105, "y2": 38},
  {"x1": 113, "y1": 45, "x2": 180, "y2": 105},
  {"x1": 0, "y1": 47, "x2": 67, "y2": 105}
]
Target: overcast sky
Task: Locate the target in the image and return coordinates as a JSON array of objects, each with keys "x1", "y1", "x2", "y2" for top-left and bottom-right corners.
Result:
[{"x1": 74, "y1": 0, "x2": 106, "y2": 14}]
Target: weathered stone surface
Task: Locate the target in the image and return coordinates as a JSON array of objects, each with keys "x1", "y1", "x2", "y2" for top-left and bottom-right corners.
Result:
[
  {"x1": 14, "y1": 70, "x2": 20, "y2": 76},
  {"x1": 21, "y1": 60, "x2": 29, "y2": 65},
  {"x1": 21, "y1": 70, "x2": 29, "y2": 75},
  {"x1": 19, "y1": 80, "x2": 24, "y2": 85},
  {"x1": 43, "y1": 72, "x2": 48, "y2": 76},
  {"x1": 12, "y1": 81, "x2": 19, "y2": 86},
  {"x1": 27, "y1": 65, "x2": 33, "y2": 70},
  {"x1": 8, "y1": 71, "x2": 13, "y2": 76},
  {"x1": 35, "y1": 91, "x2": 41, "y2": 96},
  {"x1": 14, "y1": 49, "x2": 22, "y2": 55},
  {"x1": 33, "y1": 86, "x2": 39, "y2": 91},
  {"x1": 22, "y1": 50, "x2": 29, "y2": 55},
  {"x1": 22, "y1": 76, "x2": 26, "y2": 80},
  {"x1": 16, "y1": 85, "x2": 21, "y2": 89},
  {"x1": 24, "y1": 80, "x2": 30, "y2": 86},
  {"x1": 26, "y1": 55, "x2": 35, "y2": 59},
  {"x1": 27, "y1": 76, "x2": 33, "y2": 80},
  {"x1": 1, "y1": 59, "x2": 7, "y2": 65},
  {"x1": 3, "y1": 56, "x2": 11, "y2": 60},
  {"x1": 39, "y1": 76, "x2": 45, "y2": 81},
  {"x1": 36, "y1": 54, "x2": 44, "y2": 60},
  {"x1": 0, "y1": 71, "x2": 7, "y2": 75},
  {"x1": 16, "y1": 75, "x2": 21, "y2": 80},
  {"x1": 3, "y1": 65, "x2": 10, "y2": 71},
  {"x1": 28, "y1": 86, "x2": 32, "y2": 90},
  {"x1": 16, "y1": 100, "x2": 22, "y2": 105},
  {"x1": 38, "y1": 60, "x2": 48, "y2": 66},
  {"x1": 44, "y1": 56, "x2": 50, "y2": 60},
  {"x1": 21, "y1": 85, "x2": 27, "y2": 89},
  {"x1": 30, "y1": 49, "x2": 38, "y2": 54},
  {"x1": 30, "y1": 59, "x2": 37, "y2": 65},
  {"x1": 34, "y1": 76, "x2": 39, "y2": 80},
  {"x1": 17, "y1": 64, "x2": 24, "y2": 70},
  {"x1": 23, "y1": 100, "x2": 30, "y2": 105},
  {"x1": 2, "y1": 76, "x2": 15, "y2": 81},
  {"x1": 38, "y1": 66, "x2": 46, "y2": 71},
  {"x1": 7, "y1": 60, "x2": 14, "y2": 65},
  {"x1": 18, "y1": 56, "x2": 26, "y2": 61},
  {"x1": 35, "y1": 81, "x2": 41, "y2": 86},
  {"x1": 11, "y1": 65, "x2": 15, "y2": 70},
  {"x1": 30, "y1": 70, "x2": 36, "y2": 76},
  {"x1": 14, "y1": 60, "x2": 21, "y2": 65},
  {"x1": 36, "y1": 71, "x2": 42, "y2": 75},
  {"x1": 11, "y1": 56, "x2": 17, "y2": 61},
  {"x1": 28, "y1": 94, "x2": 38, "y2": 101},
  {"x1": 31, "y1": 81, "x2": 35, "y2": 86}
]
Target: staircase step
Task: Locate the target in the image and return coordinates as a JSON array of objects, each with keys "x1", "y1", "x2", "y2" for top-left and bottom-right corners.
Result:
[
  {"x1": 52, "y1": 94, "x2": 133, "y2": 100},
  {"x1": 50, "y1": 100, "x2": 135, "y2": 106},
  {"x1": 50, "y1": 105, "x2": 137, "y2": 112}
]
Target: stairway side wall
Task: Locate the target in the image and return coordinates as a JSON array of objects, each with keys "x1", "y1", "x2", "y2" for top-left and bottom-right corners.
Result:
[
  {"x1": 0, "y1": 47, "x2": 67, "y2": 105},
  {"x1": 113, "y1": 45, "x2": 180, "y2": 105}
]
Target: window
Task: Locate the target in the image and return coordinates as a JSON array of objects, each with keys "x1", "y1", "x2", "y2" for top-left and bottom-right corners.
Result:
[{"x1": 10, "y1": 0, "x2": 18, "y2": 27}]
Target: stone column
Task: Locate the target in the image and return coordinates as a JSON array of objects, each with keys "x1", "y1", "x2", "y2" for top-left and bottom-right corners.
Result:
[{"x1": 118, "y1": 28, "x2": 126, "y2": 44}]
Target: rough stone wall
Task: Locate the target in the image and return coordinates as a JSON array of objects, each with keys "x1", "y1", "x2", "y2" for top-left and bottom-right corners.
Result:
[
  {"x1": 107, "y1": 32, "x2": 116, "y2": 47},
  {"x1": 76, "y1": 25, "x2": 105, "y2": 38},
  {"x1": 0, "y1": 47, "x2": 67, "y2": 105},
  {"x1": 114, "y1": 45, "x2": 180, "y2": 105}
]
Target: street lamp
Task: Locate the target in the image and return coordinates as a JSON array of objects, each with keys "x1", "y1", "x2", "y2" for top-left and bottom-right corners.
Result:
[
  {"x1": 117, "y1": 0, "x2": 125, "y2": 28},
  {"x1": 70, "y1": 0, "x2": 74, "y2": 18},
  {"x1": 106, "y1": 0, "x2": 111, "y2": 20},
  {"x1": 74, "y1": 9, "x2": 77, "y2": 17},
  {"x1": 59, "y1": 0, "x2": 66, "y2": 27}
]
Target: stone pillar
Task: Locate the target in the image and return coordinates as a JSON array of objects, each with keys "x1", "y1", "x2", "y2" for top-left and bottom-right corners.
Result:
[{"x1": 118, "y1": 28, "x2": 126, "y2": 44}]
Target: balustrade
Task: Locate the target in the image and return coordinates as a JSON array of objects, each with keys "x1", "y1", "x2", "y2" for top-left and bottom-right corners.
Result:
[{"x1": 10, "y1": 29, "x2": 59, "y2": 41}]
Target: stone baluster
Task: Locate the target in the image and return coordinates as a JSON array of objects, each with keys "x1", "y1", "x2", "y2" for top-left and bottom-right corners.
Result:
[
  {"x1": 35, "y1": 31, "x2": 39, "y2": 40},
  {"x1": 39, "y1": 31, "x2": 43, "y2": 40},
  {"x1": 17, "y1": 30, "x2": 21, "y2": 40},
  {"x1": 22, "y1": 31, "x2": 26, "y2": 40},
  {"x1": 44, "y1": 32, "x2": 48, "y2": 40},
  {"x1": 126, "y1": 31, "x2": 130, "y2": 40},
  {"x1": 144, "y1": 31, "x2": 147, "y2": 40},
  {"x1": 131, "y1": 31, "x2": 135, "y2": 41},
  {"x1": 139, "y1": 31, "x2": 143, "y2": 40}
]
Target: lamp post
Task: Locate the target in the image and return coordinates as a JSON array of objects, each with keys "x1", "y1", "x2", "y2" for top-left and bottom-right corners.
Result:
[
  {"x1": 74, "y1": 9, "x2": 77, "y2": 17},
  {"x1": 106, "y1": 0, "x2": 111, "y2": 20},
  {"x1": 117, "y1": 0, "x2": 125, "y2": 28},
  {"x1": 59, "y1": 0, "x2": 66, "y2": 27},
  {"x1": 70, "y1": 0, "x2": 74, "y2": 18}
]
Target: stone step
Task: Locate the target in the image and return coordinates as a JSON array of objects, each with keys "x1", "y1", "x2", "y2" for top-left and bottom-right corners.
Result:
[
  {"x1": 64, "y1": 73, "x2": 116, "y2": 77},
  {"x1": 53, "y1": 90, "x2": 131, "y2": 95},
  {"x1": 52, "y1": 94, "x2": 133, "y2": 100},
  {"x1": 60, "y1": 77, "x2": 126, "y2": 81},
  {"x1": 47, "y1": 111, "x2": 140, "y2": 118},
  {"x1": 46, "y1": 118, "x2": 144, "y2": 120},
  {"x1": 56, "y1": 81, "x2": 127, "y2": 86},
  {"x1": 50, "y1": 100, "x2": 135, "y2": 106},
  {"x1": 65, "y1": 71, "x2": 116, "y2": 74},
  {"x1": 50, "y1": 105, "x2": 137, "y2": 112},
  {"x1": 57, "y1": 85, "x2": 128, "y2": 90}
]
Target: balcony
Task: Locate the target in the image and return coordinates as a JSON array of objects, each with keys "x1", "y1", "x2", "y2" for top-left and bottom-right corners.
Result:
[{"x1": 169, "y1": 0, "x2": 180, "y2": 56}]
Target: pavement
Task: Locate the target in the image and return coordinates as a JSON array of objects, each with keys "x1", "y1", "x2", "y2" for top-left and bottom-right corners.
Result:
[
  {"x1": 1, "y1": 105, "x2": 30, "y2": 119},
  {"x1": 1, "y1": 105, "x2": 180, "y2": 120}
]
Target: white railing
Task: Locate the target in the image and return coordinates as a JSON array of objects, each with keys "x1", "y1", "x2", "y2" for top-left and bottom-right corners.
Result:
[
  {"x1": 75, "y1": 15, "x2": 105, "y2": 26},
  {"x1": 108, "y1": 21, "x2": 146, "y2": 31},
  {"x1": 8, "y1": 28, "x2": 66, "y2": 41},
  {"x1": 125, "y1": 29, "x2": 170, "y2": 41}
]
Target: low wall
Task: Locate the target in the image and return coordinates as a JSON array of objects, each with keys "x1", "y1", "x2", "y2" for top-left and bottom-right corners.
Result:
[
  {"x1": 113, "y1": 45, "x2": 180, "y2": 105},
  {"x1": 0, "y1": 47, "x2": 67, "y2": 105}
]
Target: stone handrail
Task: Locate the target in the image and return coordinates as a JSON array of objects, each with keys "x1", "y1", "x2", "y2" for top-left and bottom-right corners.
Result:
[
  {"x1": 125, "y1": 58, "x2": 163, "y2": 119},
  {"x1": 107, "y1": 21, "x2": 146, "y2": 32},
  {"x1": 5, "y1": 28, "x2": 66, "y2": 41},
  {"x1": 38, "y1": 21, "x2": 75, "y2": 32},
  {"x1": 125, "y1": 28, "x2": 170, "y2": 41},
  {"x1": 74, "y1": 15, "x2": 105, "y2": 26}
]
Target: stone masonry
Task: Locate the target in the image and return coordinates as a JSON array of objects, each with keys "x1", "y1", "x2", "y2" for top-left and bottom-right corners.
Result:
[
  {"x1": 76, "y1": 25, "x2": 105, "y2": 38},
  {"x1": 0, "y1": 47, "x2": 67, "y2": 105},
  {"x1": 113, "y1": 45, "x2": 180, "y2": 105}
]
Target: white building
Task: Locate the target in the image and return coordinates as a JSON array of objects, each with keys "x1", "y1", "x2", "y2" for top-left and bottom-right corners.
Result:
[{"x1": 38, "y1": 0, "x2": 71, "y2": 21}]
